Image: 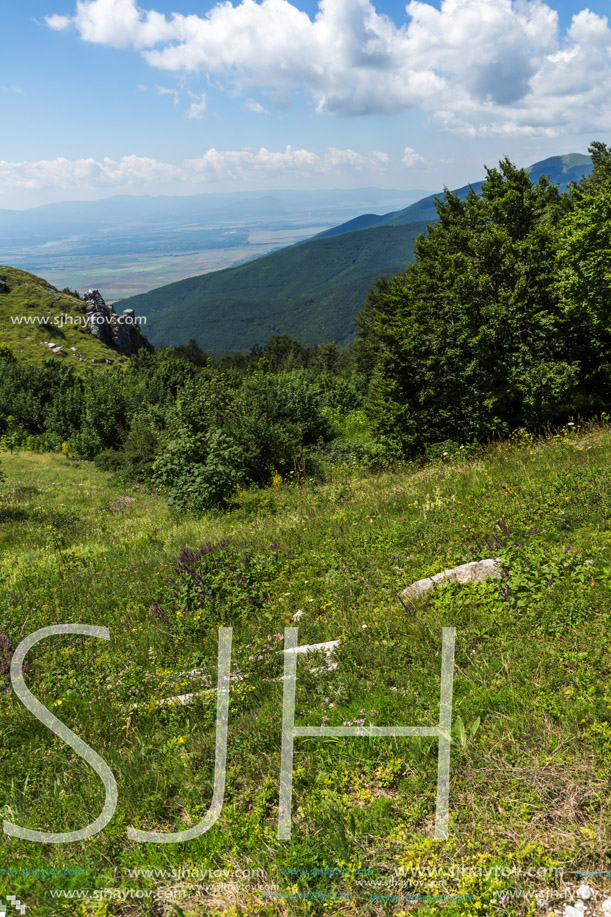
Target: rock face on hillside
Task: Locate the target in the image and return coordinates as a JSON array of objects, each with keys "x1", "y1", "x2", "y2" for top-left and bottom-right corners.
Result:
[
  {"x1": 83, "y1": 289, "x2": 153, "y2": 356},
  {"x1": 0, "y1": 278, "x2": 9, "y2": 294}
]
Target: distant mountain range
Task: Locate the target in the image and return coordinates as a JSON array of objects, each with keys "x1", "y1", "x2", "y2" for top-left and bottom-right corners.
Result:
[
  {"x1": 118, "y1": 153, "x2": 593, "y2": 353},
  {"x1": 0, "y1": 186, "x2": 430, "y2": 302},
  {"x1": 0, "y1": 187, "x2": 428, "y2": 249}
]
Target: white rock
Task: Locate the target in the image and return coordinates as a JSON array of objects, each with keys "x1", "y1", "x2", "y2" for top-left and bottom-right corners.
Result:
[
  {"x1": 284, "y1": 640, "x2": 339, "y2": 656},
  {"x1": 602, "y1": 900, "x2": 611, "y2": 914},
  {"x1": 401, "y1": 558, "x2": 501, "y2": 601},
  {"x1": 577, "y1": 886, "x2": 593, "y2": 901},
  {"x1": 565, "y1": 906, "x2": 584, "y2": 917}
]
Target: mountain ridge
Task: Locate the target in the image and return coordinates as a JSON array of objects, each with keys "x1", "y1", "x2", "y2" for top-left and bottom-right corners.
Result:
[{"x1": 83, "y1": 154, "x2": 597, "y2": 352}]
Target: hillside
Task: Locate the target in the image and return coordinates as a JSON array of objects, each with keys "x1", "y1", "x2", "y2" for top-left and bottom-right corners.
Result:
[
  {"x1": 120, "y1": 154, "x2": 593, "y2": 352},
  {"x1": 120, "y1": 222, "x2": 426, "y2": 350},
  {"x1": 0, "y1": 266, "x2": 145, "y2": 368},
  {"x1": 2, "y1": 426, "x2": 611, "y2": 913}
]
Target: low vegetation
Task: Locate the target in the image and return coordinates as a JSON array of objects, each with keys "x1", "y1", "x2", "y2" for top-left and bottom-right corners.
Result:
[{"x1": 2, "y1": 424, "x2": 611, "y2": 915}]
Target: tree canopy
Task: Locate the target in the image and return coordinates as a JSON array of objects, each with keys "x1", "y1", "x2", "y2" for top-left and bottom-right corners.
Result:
[{"x1": 357, "y1": 146, "x2": 611, "y2": 455}]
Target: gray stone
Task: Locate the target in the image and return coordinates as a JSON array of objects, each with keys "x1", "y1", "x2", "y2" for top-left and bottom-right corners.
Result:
[
  {"x1": 82, "y1": 288, "x2": 153, "y2": 355},
  {"x1": 0, "y1": 280, "x2": 9, "y2": 294},
  {"x1": 402, "y1": 558, "x2": 501, "y2": 602}
]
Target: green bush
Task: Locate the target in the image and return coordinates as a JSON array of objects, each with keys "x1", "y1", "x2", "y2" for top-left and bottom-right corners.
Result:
[{"x1": 153, "y1": 428, "x2": 242, "y2": 510}]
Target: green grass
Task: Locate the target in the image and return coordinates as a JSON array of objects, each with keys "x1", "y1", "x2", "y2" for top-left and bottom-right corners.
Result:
[
  {"x1": 0, "y1": 266, "x2": 129, "y2": 369},
  {"x1": 1, "y1": 427, "x2": 611, "y2": 915}
]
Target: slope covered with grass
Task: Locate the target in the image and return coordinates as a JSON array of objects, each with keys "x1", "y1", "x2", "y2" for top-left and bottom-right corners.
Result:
[
  {"x1": 0, "y1": 266, "x2": 128, "y2": 369},
  {"x1": 1, "y1": 424, "x2": 611, "y2": 915}
]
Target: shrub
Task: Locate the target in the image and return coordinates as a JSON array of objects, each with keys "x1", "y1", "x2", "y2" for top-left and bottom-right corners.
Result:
[{"x1": 153, "y1": 429, "x2": 242, "y2": 511}]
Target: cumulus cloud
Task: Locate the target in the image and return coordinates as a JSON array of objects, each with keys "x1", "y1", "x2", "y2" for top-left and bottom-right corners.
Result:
[
  {"x1": 0, "y1": 146, "x2": 389, "y2": 192},
  {"x1": 45, "y1": 0, "x2": 611, "y2": 134},
  {"x1": 402, "y1": 147, "x2": 426, "y2": 167}
]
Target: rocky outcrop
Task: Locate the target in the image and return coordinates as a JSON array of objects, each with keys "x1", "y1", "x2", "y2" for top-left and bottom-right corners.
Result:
[
  {"x1": 0, "y1": 277, "x2": 9, "y2": 294},
  {"x1": 83, "y1": 289, "x2": 153, "y2": 356}
]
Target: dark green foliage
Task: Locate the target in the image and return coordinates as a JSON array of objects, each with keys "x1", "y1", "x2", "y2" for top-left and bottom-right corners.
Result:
[
  {"x1": 121, "y1": 414, "x2": 159, "y2": 480},
  {"x1": 0, "y1": 330, "x2": 364, "y2": 507},
  {"x1": 151, "y1": 368, "x2": 333, "y2": 508},
  {"x1": 227, "y1": 371, "x2": 333, "y2": 483},
  {"x1": 556, "y1": 142, "x2": 611, "y2": 406},
  {"x1": 0, "y1": 356, "x2": 78, "y2": 437},
  {"x1": 119, "y1": 223, "x2": 426, "y2": 350},
  {"x1": 153, "y1": 427, "x2": 242, "y2": 510},
  {"x1": 358, "y1": 151, "x2": 611, "y2": 455}
]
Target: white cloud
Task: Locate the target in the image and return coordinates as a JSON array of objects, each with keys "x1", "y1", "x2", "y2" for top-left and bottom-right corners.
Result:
[
  {"x1": 156, "y1": 85, "x2": 180, "y2": 105},
  {"x1": 0, "y1": 85, "x2": 26, "y2": 96},
  {"x1": 46, "y1": 13, "x2": 72, "y2": 30},
  {"x1": 186, "y1": 92, "x2": 207, "y2": 120},
  {"x1": 45, "y1": 0, "x2": 611, "y2": 134},
  {"x1": 0, "y1": 146, "x2": 389, "y2": 192},
  {"x1": 244, "y1": 99, "x2": 268, "y2": 114},
  {"x1": 402, "y1": 146, "x2": 426, "y2": 167}
]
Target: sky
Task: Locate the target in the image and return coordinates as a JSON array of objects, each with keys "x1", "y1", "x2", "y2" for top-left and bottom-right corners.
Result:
[{"x1": 1, "y1": 0, "x2": 610, "y2": 208}]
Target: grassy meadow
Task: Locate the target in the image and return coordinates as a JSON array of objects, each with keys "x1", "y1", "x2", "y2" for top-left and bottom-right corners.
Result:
[
  {"x1": 2, "y1": 425, "x2": 611, "y2": 916},
  {"x1": 0, "y1": 266, "x2": 130, "y2": 370}
]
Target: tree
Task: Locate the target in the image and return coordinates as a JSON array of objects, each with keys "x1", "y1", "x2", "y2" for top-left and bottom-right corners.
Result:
[
  {"x1": 556, "y1": 142, "x2": 611, "y2": 409},
  {"x1": 358, "y1": 158, "x2": 573, "y2": 454}
]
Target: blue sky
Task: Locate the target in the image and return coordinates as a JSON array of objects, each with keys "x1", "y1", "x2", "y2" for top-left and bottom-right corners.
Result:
[{"x1": 1, "y1": 0, "x2": 610, "y2": 207}]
